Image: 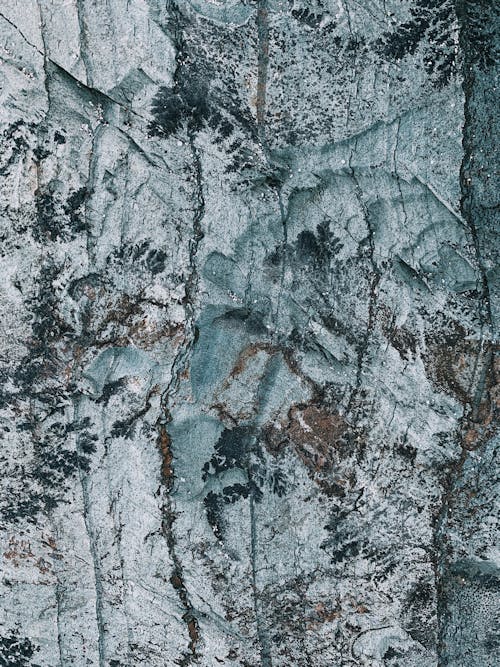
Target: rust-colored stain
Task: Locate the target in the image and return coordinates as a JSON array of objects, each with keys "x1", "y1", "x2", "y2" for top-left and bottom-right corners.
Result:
[
  {"x1": 42, "y1": 535, "x2": 57, "y2": 550},
  {"x1": 461, "y1": 351, "x2": 499, "y2": 449},
  {"x1": 227, "y1": 342, "x2": 277, "y2": 382},
  {"x1": 3, "y1": 536, "x2": 34, "y2": 564},
  {"x1": 306, "y1": 601, "x2": 341, "y2": 629},
  {"x1": 187, "y1": 618, "x2": 198, "y2": 649},
  {"x1": 265, "y1": 404, "x2": 348, "y2": 464},
  {"x1": 77, "y1": 291, "x2": 186, "y2": 350},
  {"x1": 314, "y1": 601, "x2": 341, "y2": 622},
  {"x1": 158, "y1": 425, "x2": 173, "y2": 481},
  {"x1": 3, "y1": 536, "x2": 53, "y2": 574},
  {"x1": 264, "y1": 402, "x2": 363, "y2": 495},
  {"x1": 423, "y1": 317, "x2": 499, "y2": 449}
]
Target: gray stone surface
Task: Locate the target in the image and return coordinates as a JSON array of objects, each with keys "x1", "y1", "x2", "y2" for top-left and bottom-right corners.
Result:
[{"x1": 0, "y1": 1, "x2": 498, "y2": 666}]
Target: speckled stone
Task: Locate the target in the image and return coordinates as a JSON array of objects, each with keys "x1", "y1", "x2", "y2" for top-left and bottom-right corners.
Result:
[{"x1": 0, "y1": 2, "x2": 498, "y2": 666}]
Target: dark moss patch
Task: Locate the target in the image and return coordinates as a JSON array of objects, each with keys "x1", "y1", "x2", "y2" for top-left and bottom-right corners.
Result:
[
  {"x1": 403, "y1": 580, "x2": 437, "y2": 649},
  {"x1": 63, "y1": 187, "x2": 89, "y2": 233},
  {"x1": 376, "y1": 0, "x2": 458, "y2": 88},
  {"x1": 0, "y1": 263, "x2": 99, "y2": 522},
  {"x1": 0, "y1": 630, "x2": 41, "y2": 667},
  {"x1": 379, "y1": 304, "x2": 418, "y2": 361},
  {"x1": 33, "y1": 185, "x2": 89, "y2": 242},
  {"x1": 53, "y1": 130, "x2": 66, "y2": 144},
  {"x1": 149, "y1": 76, "x2": 210, "y2": 138},
  {"x1": 290, "y1": 5, "x2": 329, "y2": 30},
  {"x1": 456, "y1": 0, "x2": 499, "y2": 71},
  {"x1": 322, "y1": 508, "x2": 362, "y2": 564},
  {"x1": 202, "y1": 426, "x2": 254, "y2": 480},
  {"x1": 146, "y1": 248, "x2": 167, "y2": 275},
  {"x1": 294, "y1": 220, "x2": 343, "y2": 268}
]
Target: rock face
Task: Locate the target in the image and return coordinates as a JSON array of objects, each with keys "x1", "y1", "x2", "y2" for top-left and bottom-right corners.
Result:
[{"x1": 0, "y1": 1, "x2": 498, "y2": 666}]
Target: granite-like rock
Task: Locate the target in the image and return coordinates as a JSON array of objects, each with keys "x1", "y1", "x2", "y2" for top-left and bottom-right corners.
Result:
[{"x1": 0, "y1": 2, "x2": 498, "y2": 666}]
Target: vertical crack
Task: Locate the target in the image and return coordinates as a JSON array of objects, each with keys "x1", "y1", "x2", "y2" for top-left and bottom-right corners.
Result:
[
  {"x1": 256, "y1": 0, "x2": 270, "y2": 146},
  {"x1": 154, "y1": 9, "x2": 205, "y2": 658},
  {"x1": 434, "y1": 4, "x2": 498, "y2": 664},
  {"x1": 54, "y1": 581, "x2": 64, "y2": 667},
  {"x1": 75, "y1": 0, "x2": 93, "y2": 86},
  {"x1": 456, "y1": 3, "x2": 493, "y2": 348},
  {"x1": 272, "y1": 187, "x2": 288, "y2": 340},
  {"x1": 156, "y1": 131, "x2": 204, "y2": 661},
  {"x1": 250, "y1": 494, "x2": 272, "y2": 667},
  {"x1": 76, "y1": 428, "x2": 107, "y2": 667},
  {"x1": 158, "y1": 421, "x2": 200, "y2": 663},
  {"x1": 347, "y1": 148, "x2": 381, "y2": 412}
]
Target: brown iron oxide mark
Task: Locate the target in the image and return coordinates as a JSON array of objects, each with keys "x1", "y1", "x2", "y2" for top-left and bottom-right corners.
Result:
[
  {"x1": 158, "y1": 425, "x2": 174, "y2": 482},
  {"x1": 157, "y1": 422, "x2": 200, "y2": 661},
  {"x1": 262, "y1": 397, "x2": 365, "y2": 498},
  {"x1": 422, "y1": 318, "x2": 499, "y2": 449},
  {"x1": 228, "y1": 342, "x2": 278, "y2": 381}
]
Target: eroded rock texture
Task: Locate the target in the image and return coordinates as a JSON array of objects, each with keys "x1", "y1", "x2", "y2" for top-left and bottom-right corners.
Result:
[{"x1": 0, "y1": 1, "x2": 498, "y2": 666}]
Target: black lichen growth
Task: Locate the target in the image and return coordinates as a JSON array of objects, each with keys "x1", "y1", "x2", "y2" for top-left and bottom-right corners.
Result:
[
  {"x1": 33, "y1": 185, "x2": 89, "y2": 242},
  {"x1": 377, "y1": 0, "x2": 458, "y2": 88},
  {"x1": 149, "y1": 74, "x2": 210, "y2": 138},
  {"x1": 202, "y1": 426, "x2": 254, "y2": 480},
  {"x1": 0, "y1": 631, "x2": 41, "y2": 667}
]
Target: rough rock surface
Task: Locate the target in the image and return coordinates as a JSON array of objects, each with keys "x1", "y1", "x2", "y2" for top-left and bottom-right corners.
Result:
[{"x1": 0, "y1": 1, "x2": 498, "y2": 666}]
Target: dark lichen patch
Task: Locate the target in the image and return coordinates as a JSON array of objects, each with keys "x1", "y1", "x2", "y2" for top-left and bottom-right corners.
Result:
[
  {"x1": 146, "y1": 248, "x2": 167, "y2": 275},
  {"x1": 402, "y1": 580, "x2": 437, "y2": 649},
  {"x1": 33, "y1": 185, "x2": 89, "y2": 242},
  {"x1": 376, "y1": 0, "x2": 458, "y2": 88},
  {"x1": 289, "y1": 2, "x2": 331, "y2": 31},
  {"x1": 294, "y1": 219, "x2": 343, "y2": 268},
  {"x1": 378, "y1": 304, "x2": 418, "y2": 361},
  {"x1": 383, "y1": 647, "x2": 403, "y2": 662},
  {"x1": 110, "y1": 399, "x2": 153, "y2": 440},
  {"x1": 33, "y1": 189, "x2": 60, "y2": 242},
  {"x1": 149, "y1": 72, "x2": 257, "y2": 171},
  {"x1": 2, "y1": 418, "x2": 97, "y2": 522},
  {"x1": 96, "y1": 378, "x2": 128, "y2": 405},
  {"x1": 396, "y1": 436, "x2": 418, "y2": 464},
  {"x1": 0, "y1": 121, "x2": 34, "y2": 180},
  {"x1": 111, "y1": 241, "x2": 169, "y2": 278},
  {"x1": 204, "y1": 482, "x2": 254, "y2": 540},
  {"x1": 0, "y1": 261, "x2": 101, "y2": 521},
  {"x1": 63, "y1": 187, "x2": 90, "y2": 233},
  {"x1": 264, "y1": 218, "x2": 343, "y2": 284},
  {"x1": 202, "y1": 426, "x2": 255, "y2": 480},
  {"x1": 204, "y1": 491, "x2": 225, "y2": 540},
  {"x1": 200, "y1": 424, "x2": 287, "y2": 538},
  {"x1": 212, "y1": 307, "x2": 269, "y2": 337},
  {"x1": 147, "y1": 7, "x2": 263, "y2": 186},
  {"x1": 321, "y1": 503, "x2": 363, "y2": 564},
  {"x1": 0, "y1": 630, "x2": 41, "y2": 667},
  {"x1": 149, "y1": 77, "x2": 210, "y2": 139},
  {"x1": 53, "y1": 130, "x2": 66, "y2": 144},
  {"x1": 147, "y1": 14, "x2": 216, "y2": 142},
  {"x1": 9, "y1": 263, "x2": 73, "y2": 410},
  {"x1": 268, "y1": 467, "x2": 288, "y2": 497},
  {"x1": 456, "y1": 0, "x2": 499, "y2": 71}
]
